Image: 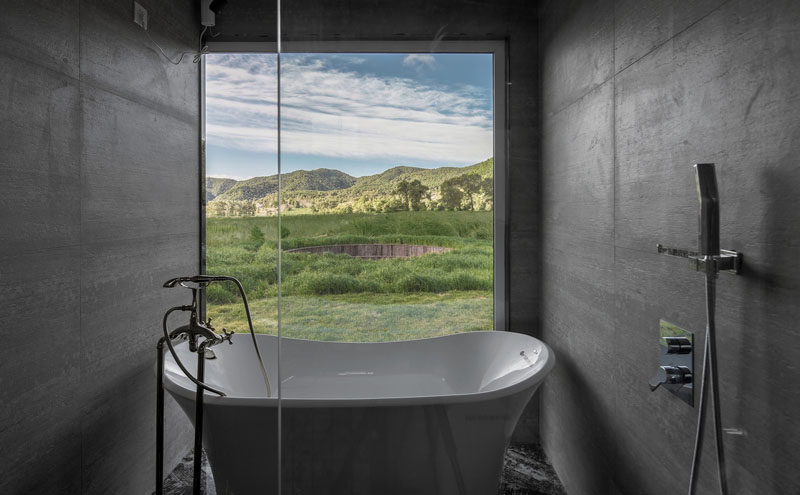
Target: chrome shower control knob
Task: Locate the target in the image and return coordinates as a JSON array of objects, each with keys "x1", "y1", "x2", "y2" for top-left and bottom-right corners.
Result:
[
  {"x1": 650, "y1": 365, "x2": 692, "y2": 391},
  {"x1": 665, "y1": 336, "x2": 692, "y2": 354}
]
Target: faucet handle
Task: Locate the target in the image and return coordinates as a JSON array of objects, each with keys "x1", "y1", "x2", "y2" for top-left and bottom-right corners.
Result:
[
  {"x1": 664, "y1": 337, "x2": 692, "y2": 354},
  {"x1": 221, "y1": 327, "x2": 234, "y2": 345},
  {"x1": 205, "y1": 317, "x2": 215, "y2": 331},
  {"x1": 650, "y1": 365, "x2": 692, "y2": 392}
]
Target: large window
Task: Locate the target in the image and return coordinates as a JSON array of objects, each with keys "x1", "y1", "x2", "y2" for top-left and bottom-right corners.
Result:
[{"x1": 203, "y1": 43, "x2": 506, "y2": 341}]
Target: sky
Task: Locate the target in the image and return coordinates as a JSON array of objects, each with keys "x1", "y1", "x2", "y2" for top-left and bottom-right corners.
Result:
[{"x1": 205, "y1": 52, "x2": 494, "y2": 179}]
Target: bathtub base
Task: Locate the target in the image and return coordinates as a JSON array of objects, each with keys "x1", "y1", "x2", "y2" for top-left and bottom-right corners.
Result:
[{"x1": 174, "y1": 390, "x2": 535, "y2": 495}]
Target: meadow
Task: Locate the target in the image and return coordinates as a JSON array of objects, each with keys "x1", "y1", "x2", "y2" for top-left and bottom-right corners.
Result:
[{"x1": 205, "y1": 211, "x2": 494, "y2": 341}]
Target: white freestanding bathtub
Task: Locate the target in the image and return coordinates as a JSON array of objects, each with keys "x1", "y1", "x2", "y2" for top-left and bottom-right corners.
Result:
[{"x1": 163, "y1": 331, "x2": 555, "y2": 495}]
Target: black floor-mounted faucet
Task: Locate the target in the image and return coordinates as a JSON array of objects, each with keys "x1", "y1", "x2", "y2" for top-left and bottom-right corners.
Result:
[{"x1": 156, "y1": 275, "x2": 270, "y2": 495}]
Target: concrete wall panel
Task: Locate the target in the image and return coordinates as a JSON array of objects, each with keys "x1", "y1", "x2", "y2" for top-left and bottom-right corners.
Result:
[
  {"x1": 0, "y1": 0, "x2": 199, "y2": 492},
  {"x1": 0, "y1": 54, "x2": 81, "y2": 256},
  {"x1": 80, "y1": 85, "x2": 198, "y2": 243},
  {"x1": 540, "y1": 0, "x2": 800, "y2": 493},
  {"x1": 541, "y1": 0, "x2": 614, "y2": 117},
  {"x1": 80, "y1": 0, "x2": 199, "y2": 121},
  {"x1": 0, "y1": 0, "x2": 80, "y2": 79},
  {"x1": 0, "y1": 248, "x2": 82, "y2": 494}
]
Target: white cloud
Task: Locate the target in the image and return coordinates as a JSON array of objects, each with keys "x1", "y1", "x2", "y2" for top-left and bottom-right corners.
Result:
[
  {"x1": 207, "y1": 173, "x2": 252, "y2": 181},
  {"x1": 402, "y1": 53, "x2": 437, "y2": 70},
  {"x1": 205, "y1": 54, "x2": 492, "y2": 165}
]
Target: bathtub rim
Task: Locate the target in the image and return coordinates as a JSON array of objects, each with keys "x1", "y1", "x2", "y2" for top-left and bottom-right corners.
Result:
[{"x1": 162, "y1": 330, "x2": 555, "y2": 408}]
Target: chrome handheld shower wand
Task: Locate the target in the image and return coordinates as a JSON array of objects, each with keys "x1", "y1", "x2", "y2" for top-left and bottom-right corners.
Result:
[
  {"x1": 655, "y1": 164, "x2": 742, "y2": 495},
  {"x1": 688, "y1": 164, "x2": 728, "y2": 495}
]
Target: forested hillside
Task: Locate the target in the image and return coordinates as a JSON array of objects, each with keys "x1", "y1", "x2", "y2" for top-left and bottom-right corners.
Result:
[
  {"x1": 206, "y1": 157, "x2": 493, "y2": 216},
  {"x1": 206, "y1": 177, "x2": 237, "y2": 201},
  {"x1": 214, "y1": 169, "x2": 357, "y2": 201}
]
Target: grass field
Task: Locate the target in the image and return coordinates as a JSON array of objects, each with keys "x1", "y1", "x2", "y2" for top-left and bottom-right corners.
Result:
[{"x1": 205, "y1": 211, "x2": 494, "y2": 341}]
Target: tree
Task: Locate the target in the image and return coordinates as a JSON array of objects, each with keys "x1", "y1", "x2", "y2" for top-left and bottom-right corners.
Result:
[
  {"x1": 386, "y1": 197, "x2": 406, "y2": 212},
  {"x1": 374, "y1": 198, "x2": 389, "y2": 212},
  {"x1": 240, "y1": 201, "x2": 256, "y2": 216},
  {"x1": 480, "y1": 177, "x2": 493, "y2": 202},
  {"x1": 393, "y1": 180, "x2": 412, "y2": 210},
  {"x1": 226, "y1": 201, "x2": 240, "y2": 216},
  {"x1": 407, "y1": 179, "x2": 430, "y2": 211},
  {"x1": 208, "y1": 200, "x2": 227, "y2": 217},
  {"x1": 455, "y1": 173, "x2": 482, "y2": 211},
  {"x1": 440, "y1": 179, "x2": 464, "y2": 210}
]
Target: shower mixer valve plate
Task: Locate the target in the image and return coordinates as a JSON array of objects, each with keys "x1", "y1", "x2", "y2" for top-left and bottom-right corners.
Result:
[{"x1": 650, "y1": 320, "x2": 694, "y2": 406}]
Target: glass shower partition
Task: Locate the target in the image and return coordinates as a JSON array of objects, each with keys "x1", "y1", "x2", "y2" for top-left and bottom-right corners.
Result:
[
  {"x1": 202, "y1": 2, "x2": 508, "y2": 491},
  {"x1": 202, "y1": 48, "x2": 281, "y2": 494},
  {"x1": 275, "y1": 8, "x2": 507, "y2": 491}
]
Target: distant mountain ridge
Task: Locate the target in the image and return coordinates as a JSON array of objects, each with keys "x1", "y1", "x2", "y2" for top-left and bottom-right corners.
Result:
[
  {"x1": 211, "y1": 168, "x2": 357, "y2": 202},
  {"x1": 207, "y1": 159, "x2": 492, "y2": 203},
  {"x1": 206, "y1": 177, "x2": 237, "y2": 201},
  {"x1": 206, "y1": 158, "x2": 493, "y2": 214},
  {"x1": 348, "y1": 161, "x2": 492, "y2": 196}
]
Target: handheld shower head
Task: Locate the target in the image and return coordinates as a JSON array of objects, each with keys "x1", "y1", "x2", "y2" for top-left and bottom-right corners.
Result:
[
  {"x1": 161, "y1": 274, "x2": 272, "y2": 396},
  {"x1": 163, "y1": 275, "x2": 234, "y2": 288},
  {"x1": 694, "y1": 163, "x2": 720, "y2": 256}
]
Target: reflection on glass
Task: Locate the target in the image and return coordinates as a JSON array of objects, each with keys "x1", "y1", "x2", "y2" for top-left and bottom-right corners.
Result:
[
  {"x1": 204, "y1": 53, "x2": 280, "y2": 333},
  {"x1": 203, "y1": 52, "x2": 281, "y2": 494}
]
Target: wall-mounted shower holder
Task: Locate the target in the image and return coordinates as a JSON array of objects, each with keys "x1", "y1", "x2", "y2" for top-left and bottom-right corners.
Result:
[
  {"x1": 656, "y1": 244, "x2": 743, "y2": 275},
  {"x1": 655, "y1": 164, "x2": 738, "y2": 493}
]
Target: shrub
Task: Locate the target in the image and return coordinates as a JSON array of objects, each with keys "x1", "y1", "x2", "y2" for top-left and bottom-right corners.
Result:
[
  {"x1": 286, "y1": 272, "x2": 365, "y2": 295},
  {"x1": 415, "y1": 252, "x2": 490, "y2": 271},
  {"x1": 395, "y1": 272, "x2": 447, "y2": 293},
  {"x1": 447, "y1": 271, "x2": 492, "y2": 291},
  {"x1": 206, "y1": 245, "x2": 255, "y2": 266},
  {"x1": 247, "y1": 226, "x2": 265, "y2": 250},
  {"x1": 206, "y1": 283, "x2": 238, "y2": 304}
]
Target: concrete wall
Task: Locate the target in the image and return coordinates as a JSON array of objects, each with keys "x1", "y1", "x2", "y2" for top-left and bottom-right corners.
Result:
[
  {"x1": 214, "y1": 0, "x2": 543, "y2": 442},
  {"x1": 539, "y1": 0, "x2": 800, "y2": 493},
  {"x1": 0, "y1": 1, "x2": 199, "y2": 493}
]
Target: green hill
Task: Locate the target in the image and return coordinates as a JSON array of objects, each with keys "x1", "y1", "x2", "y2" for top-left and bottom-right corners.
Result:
[
  {"x1": 207, "y1": 157, "x2": 494, "y2": 214},
  {"x1": 214, "y1": 168, "x2": 357, "y2": 201},
  {"x1": 349, "y1": 158, "x2": 492, "y2": 196},
  {"x1": 206, "y1": 177, "x2": 237, "y2": 201}
]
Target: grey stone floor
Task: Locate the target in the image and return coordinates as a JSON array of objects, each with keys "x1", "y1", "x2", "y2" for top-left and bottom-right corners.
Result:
[
  {"x1": 498, "y1": 444, "x2": 566, "y2": 495},
  {"x1": 162, "y1": 443, "x2": 564, "y2": 495},
  {"x1": 160, "y1": 450, "x2": 216, "y2": 495}
]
